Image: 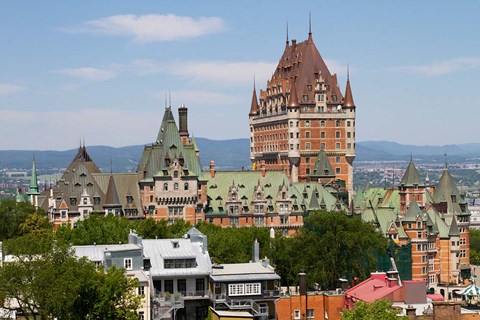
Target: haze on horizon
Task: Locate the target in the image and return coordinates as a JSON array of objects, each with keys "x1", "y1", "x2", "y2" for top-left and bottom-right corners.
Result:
[{"x1": 1, "y1": 1, "x2": 479, "y2": 151}]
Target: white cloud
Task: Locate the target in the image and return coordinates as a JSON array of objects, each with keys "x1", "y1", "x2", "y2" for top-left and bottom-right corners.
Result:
[
  {"x1": 0, "y1": 83, "x2": 24, "y2": 96},
  {"x1": 56, "y1": 67, "x2": 117, "y2": 81},
  {"x1": 388, "y1": 57, "x2": 480, "y2": 76},
  {"x1": 68, "y1": 14, "x2": 225, "y2": 43},
  {"x1": 154, "y1": 90, "x2": 242, "y2": 108},
  {"x1": 130, "y1": 59, "x2": 275, "y2": 85}
]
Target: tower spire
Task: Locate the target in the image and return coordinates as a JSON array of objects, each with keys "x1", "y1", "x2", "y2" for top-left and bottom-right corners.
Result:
[
  {"x1": 307, "y1": 11, "x2": 313, "y2": 43},
  {"x1": 343, "y1": 68, "x2": 356, "y2": 108},
  {"x1": 249, "y1": 77, "x2": 260, "y2": 116}
]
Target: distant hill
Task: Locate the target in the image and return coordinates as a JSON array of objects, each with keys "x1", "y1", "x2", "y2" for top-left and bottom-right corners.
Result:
[{"x1": 1, "y1": 140, "x2": 479, "y2": 171}]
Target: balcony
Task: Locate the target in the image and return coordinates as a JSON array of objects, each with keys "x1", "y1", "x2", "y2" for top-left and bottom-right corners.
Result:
[{"x1": 262, "y1": 289, "x2": 280, "y2": 299}]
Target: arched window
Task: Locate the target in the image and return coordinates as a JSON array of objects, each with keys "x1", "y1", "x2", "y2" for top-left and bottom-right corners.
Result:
[
  {"x1": 173, "y1": 171, "x2": 178, "y2": 178},
  {"x1": 163, "y1": 183, "x2": 168, "y2": 191},
  {"x1": 174, "y1": 183, "x2": 178, "y2": 191},
  {"x1": 83, "y1": 198, "x2": 87, "y2": 205},
  {"x1": 184, "y1": 182, "x2": 189, "y2": 190}
]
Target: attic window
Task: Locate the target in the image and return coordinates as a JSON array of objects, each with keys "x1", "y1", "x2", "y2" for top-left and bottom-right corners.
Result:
[
  {"x1": 94, "y1": 197, "x2": 101, "y2": 205},
  {"x1": 70, "y1": 197, "x2": 77, "y2": 205},
  {"x1": 307, "y1": 85, "x2": 312, "y2": 91},
  {"x1": 332, "y1": 95, "x2": 337, "y2": 102},
  {"x1": 303, "y1": 95, "x2": 308, "y2": 102},
  {"x1": 171, "y1": 241, "x2": 180, "y2": 249},
  {"x1": 451, "y1": 195, "x2": 457, "y2": 203},
  {"x1": 126, "y1": 196, "x2": 133, "y2": 204}
]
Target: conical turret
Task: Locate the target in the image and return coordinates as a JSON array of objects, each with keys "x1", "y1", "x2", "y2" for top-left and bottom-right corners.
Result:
[
  {"x1": 343, "y1": 71, "x2": 355, "y2": 108},
  {"x1": 249, "y1": 83, "x2": 260, "y2": 116},
  {"x1": 287, "y1": 81, "x2": 300, "y2": 108}
]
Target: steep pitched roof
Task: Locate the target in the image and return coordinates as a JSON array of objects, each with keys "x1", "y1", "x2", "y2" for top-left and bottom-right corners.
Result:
[
  {"x1": 66, "y1": 145, "x2": 101, "y2": 174},
  {"x1": 433, "y1": 168, "x2": 465, "y2": 215},
  {"x1": 249, "y1": 85, "x2": 260, "y2": 116},
  {"x1": 448, "y1": 215, "x2": 460, "y2": 237},
  {"x1": 104, "y1": 175, "x2": 121, "y2": 207},
  {"x1": 403, "y1": 198, "x2": 423, "y2": 222},
  {"x1": 27, "y1": 158, "x2": 40, "y2": 196},
  {"x1": 265, "y1": 33, "x2": 343, "y2": 107},
  {"x1": 287, "y1": 81, "x2": 300, "y2": 108},
  {"x1": 343, "y1": 75, "x2": 355, "y2": 108},
  {"x1": 400, "y1": 160, "x2": 424, "y2": 187},
  {"x1": 310, "y1": 148, "x2": 335, "y2": 179},
  {"x1": 138, "y1": 107, "x2": 202, "y2": 180}
]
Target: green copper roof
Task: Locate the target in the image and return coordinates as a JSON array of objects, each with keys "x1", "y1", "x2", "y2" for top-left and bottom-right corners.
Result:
[
  {"x1": 27, "y1": 158, "x2": 40, "y2": 196},
  {"x1": 16, "y1": 188, "x2": 26, "y2": 203},
  {"x1": 138, "y1": 107, "x2": 202, "y2": 180},
  {"x1": 310, "y1": 148, "x2": 335, "y2": 179},
  {"x1": 433, "y1": 168, "x2": 466, "y2": 214},
  {"x1": 400, "y1": 160, "x2": 424, "y2": 186},
  {"x1": 448, "y1": 215, "x2": 460, "y2": 237},
  {"x1": 403, "y1": 198, "x2": 424, "y2": 222}
]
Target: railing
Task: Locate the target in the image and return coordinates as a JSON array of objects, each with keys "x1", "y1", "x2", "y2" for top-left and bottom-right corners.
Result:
[
  {"x1": 209, "y1": 293, "x2": 268, "y2": 317},
  {"x1": 262, "y1": 289, "x2": 280, "y2": 298}
]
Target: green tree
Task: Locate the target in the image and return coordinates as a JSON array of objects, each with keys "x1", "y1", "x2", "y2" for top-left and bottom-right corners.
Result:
[
  {"x1": 0, "y1": 233, "x2": 140, "y2": 320},
  {"x1": 19, "y1": 213, "x2": 51, "y2": 236},
  {"x1": 341, "y1": 300, "x2": 407, "y2": 320},
  {"x1": 270, "y1": 211, "x2": 387, "y2": 289},
  {"x1": 0, "y1": 198, "x2": 37, "y2": 240}
]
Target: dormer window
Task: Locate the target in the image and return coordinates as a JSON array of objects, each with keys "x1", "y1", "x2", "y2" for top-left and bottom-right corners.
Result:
[
  {"x1": 83, "y1": 198, "x2": 88, "y2": 205},
  {"x1": 70, "y1": 197, "x2": 77, "y2": 206},
  {"x1": 94, "y1": 197, "x2": 100, "y2": 205},
  {"x1": 174, "y1": 171, "x2": 178, "y2": 178},
  {"x1": 451, "y1": 195, "x2": 456, "y2": 203},
  {"x1": 126, "y1": 196, "x2": 133, "y2": 204}
]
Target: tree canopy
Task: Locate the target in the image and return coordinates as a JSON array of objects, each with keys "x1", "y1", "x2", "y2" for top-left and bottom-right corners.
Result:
[
  {"x1": 341, "y1": 300, "x2": 407, "y2": 320},
  {"x1": 270, "y1": 210, "x2": 388, "y2": 289},
  {"x1": 0, "y1": 234, "x2": 141, "y2": 320}
]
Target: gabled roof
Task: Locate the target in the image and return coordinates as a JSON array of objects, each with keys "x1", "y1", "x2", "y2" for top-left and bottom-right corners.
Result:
[
  {"x1": 433, "y1": 168, "x2": 465, "y2": 214},
  {"x1": 310, "y1": 148, "x2": 335, "y2": 179},
  {"x1": 403, "y1": 198, "x2": 424, "y2": 222},
  {"x1": 400, "y1": 160, "x2": 424, "y2": 187}
]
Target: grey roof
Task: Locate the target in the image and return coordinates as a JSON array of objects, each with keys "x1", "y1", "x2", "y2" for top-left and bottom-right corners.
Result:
[
  {"x1": 210, "y1": 261, "x2": 280, "y2": 282},
  {"x1": 142, "y1": 238, "x2": 211, "y2": 278},
  {"x1": 449, "y1": 215, "x2": 460, "y2": 237},
  {"x1": 400, "y1": 160, "x2": 424, "y2": 187},
  {"x1": 310, "y1": 148, "x2": 335, "y2": 179},
  {"x1": 73, "y1": 243, "x2": 142, "y2": 262},
  {"x1": 433, "y1": 168, "x2": 466, "y2": 214},
  {"x1": 104, "y1": 175, "x2": 121, "y2": 207},
  {"x1": 403, "y1": 198, "x2": 424, "y2": 222}
]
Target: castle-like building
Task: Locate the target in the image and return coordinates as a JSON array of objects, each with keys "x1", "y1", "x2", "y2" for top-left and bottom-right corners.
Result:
[
  {"x1": 354, "y1": 160, "x2": 471, "y2": 295},
  {"x1": 249, "y1": 29, "x2": 356, "y2": 198},
  {"x1": 27, "y1": 104, "x2": 345, "y2": 236}
]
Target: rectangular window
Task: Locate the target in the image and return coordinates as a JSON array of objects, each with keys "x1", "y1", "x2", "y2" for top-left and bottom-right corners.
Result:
[
  {"x1": 244, "y1": 283, "x2": 261, "y2": 295},
  {"x1": 139, "y1": 312, "x2": 145, "y2": 320},
  {"x1": 305, "y1": 131, "x2": 310, "y2": 138},
  {"x1": 124, "y1": 258, "x2": 132, "y2": 270},
  {"x1": 335, "y1": 156, "x2": 340, "y2": 163},
  {"x1": 306, "y1": 157, "x2": 310, "y2": 164},
  {"x1": 336, "y1": 143, "x2": 341, "y2": 149},
  {"x1": 165, "y1": 280, "x2": 174, "y2": 294},
  {"x1": 177, "y1": 279, "x2": 186, "y2": 295},
  {"x1": 321, "y1": 131, "x2": 325, "y2": 138},
  {"x1": 294, "y1": 310, "x2": 301, "y2": 320},
  {"x1": 138, "y1": 286, "x2": 145, "y2": 296},
  {"x1": 307, "y1": 309, "x2": 314, "y2": 318},
  {"x1": 228, "y1": 284, "x2": 245, "y2": 296},
  {"x1": 196, "y1": 278, "x2": 205, "y2": 293},
  {"x1": 306, "y1": 143, "x2": 310, "y2": 150}
]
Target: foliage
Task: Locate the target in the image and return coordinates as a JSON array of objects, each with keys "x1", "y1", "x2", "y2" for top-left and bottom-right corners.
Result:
[
  {"x1": 341, "y1": 300, "x2": 407, "y2": 320},
  {"x1": 270, "y1": 210, "x2": 387, "y2": 289},
  {"x1": 0, "y1": 198, "x2": 37, "y2": 240},
  {"x1": 19, "y1": 213, "x2": 52, "y2": 236},
  {"x1": 0, "y1": 234, "x2": 141, "y2": 320},
  {"x1": 470, "y1": 229, "x2": 480, "y2": 252},
  {"x1": 196, "y1": 221, "x2": 272, "y2": 264}
]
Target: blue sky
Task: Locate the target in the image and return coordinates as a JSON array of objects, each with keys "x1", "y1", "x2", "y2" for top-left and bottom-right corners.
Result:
[{"x1": 1, "y1": 1, "x2": 479, "y2": 150}]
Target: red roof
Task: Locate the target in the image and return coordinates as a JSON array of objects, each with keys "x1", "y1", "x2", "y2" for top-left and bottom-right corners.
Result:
[
  {"x1": 344, "y1": 273, "x2": 401, "y2": 303},
  {"x1": 427, "y1": 294, "x2": 444, "y2": 301}
]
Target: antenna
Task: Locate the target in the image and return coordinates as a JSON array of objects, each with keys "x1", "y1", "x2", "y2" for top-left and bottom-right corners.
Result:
[
  {"x1": 308, "y1": 11, "x2": 312, "y2": 36},
  {"x1": 110, "y1": 158, "x2": 113, "y2": 174},
  {"x1": 444, "y1": 153, "x2": 448, "y2": 169},
  {"x1": 286, "y1": 21, "x2": 289, "y2": 44},
  {"x1": 164, "y1": 93, "x2": 167, "y2": 108}
]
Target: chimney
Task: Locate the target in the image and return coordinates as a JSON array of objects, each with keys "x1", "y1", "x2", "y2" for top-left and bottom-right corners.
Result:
[
  {"x1": 178, "y1": 105, "x2": 189, "y2": 143},
  {"x1": 210, "y1": 160, "x2": 216, "y2": 178},
  {"x1": 299, "y1": 270, "x2": 307, "y2": 295},
  {"x1": 252, "y1": 239, "x2": 260, "y2": 262},
  {"x1": 292, "y1": 39, "x2": 297, "y2": 46},
  {"x1": 260, "y1": 160, "x2": 266, "y2": 177}
]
